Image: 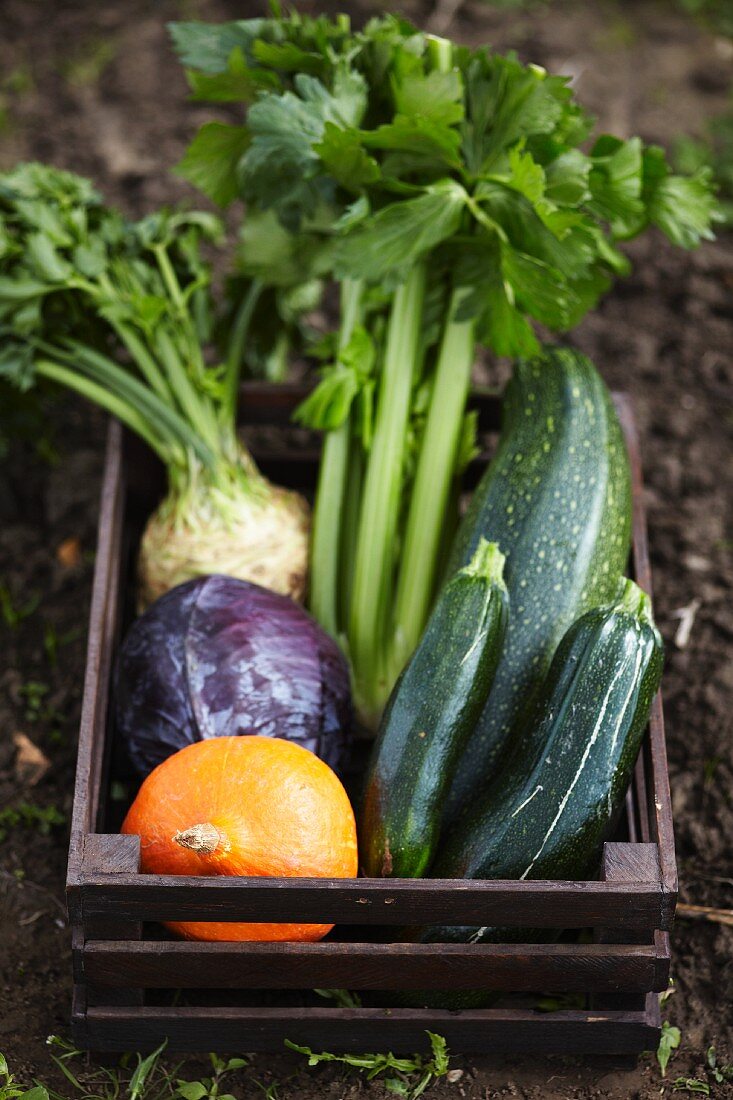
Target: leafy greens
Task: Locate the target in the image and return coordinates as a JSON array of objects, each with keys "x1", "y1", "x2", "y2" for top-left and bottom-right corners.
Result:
[{"x1": 173, "y1": 10, "x2": 718, "y2": 725}]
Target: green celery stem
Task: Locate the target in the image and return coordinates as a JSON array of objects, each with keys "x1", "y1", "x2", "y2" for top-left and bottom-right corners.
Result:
[
  {"x1": 310, "y1": 427, "x2": 351, "y2": 637},
  {"x1": 155, "y1": 328, "x2": 220, "y2": 453},
  {"x1": 308, "y1": 278, "x2": 363, "y2": 637},
  {"x1": 427, "y1": 35, "x2": 453, "y2": 72},
  {"x1": 348, "y1": 263, "x2": 427, "y2": 723},
  {"x1": 391, "y1": 285, "x2": 476, "y2": 671},
  {"x1": 338, "y1": 441, "x2": 364, "y2": 629},
  {"x1": 224, "y1": 278, "x2": 264, "y2": 420}
]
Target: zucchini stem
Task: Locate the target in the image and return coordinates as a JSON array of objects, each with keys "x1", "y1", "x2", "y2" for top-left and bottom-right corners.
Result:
[
  {"x1": 462, "y1": 539, "x2": 506, "y2": 583},
  {"x1": 617, "y1": 577, "x2": 653, "y2": 622}
]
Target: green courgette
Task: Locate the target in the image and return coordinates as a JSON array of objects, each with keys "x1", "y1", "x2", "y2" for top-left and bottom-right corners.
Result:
[
  {"x1": 445, "y1": 346, "x2": 632, "y2": 819},
  {"x1": 424, "y1": 578, "x2": 664, "y2": 946},
  {"x1": 360, "y1": 540, "x2": 508, "y2": 878}
]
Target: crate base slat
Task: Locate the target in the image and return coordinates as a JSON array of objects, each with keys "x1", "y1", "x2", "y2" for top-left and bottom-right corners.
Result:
[{"x1": 73, "y1": 999, "x2": 660, "y2": 1056}]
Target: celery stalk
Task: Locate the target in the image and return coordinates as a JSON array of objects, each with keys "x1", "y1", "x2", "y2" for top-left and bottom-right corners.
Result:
[
  {"x1": 348, "y1": 263, "x2": 427, "y2": 724},
  {"x1": 391, "y1": 286, "x2": 476, "y2": 673},
  {"x1": 308, "y1": 278, "x2": 364, "y2": 637}
]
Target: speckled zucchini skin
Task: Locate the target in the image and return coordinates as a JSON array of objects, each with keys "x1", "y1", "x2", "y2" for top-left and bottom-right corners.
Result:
[
  {"x1": 360, "y1": 542, "x2": 508, "y2": 879},
  {"x1": 394, "y1": 583, "x2": 663, "y2": 1010},
  {"x1": 444, "y1": 346, "x2": 632, "y2": 819},
  {"x1": 426, "y1": 581, "x2": 664, "y2": 945}
]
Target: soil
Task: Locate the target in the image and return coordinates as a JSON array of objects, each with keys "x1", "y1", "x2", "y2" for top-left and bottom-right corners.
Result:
[{"x1": 0, "y1": 0, "x2": 732, "y2": 1098}]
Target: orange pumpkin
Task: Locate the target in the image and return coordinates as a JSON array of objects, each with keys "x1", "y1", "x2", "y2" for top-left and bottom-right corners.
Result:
[{"x1": 121, "y1": 736, "x2": 358, "y2": 942}]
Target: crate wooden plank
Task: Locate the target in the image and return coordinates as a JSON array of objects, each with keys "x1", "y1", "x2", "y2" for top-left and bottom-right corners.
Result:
[
  {"x1": 615, "y1": 395, "x2": 677, "y2": 903},
  {"x1": 593, "y1": 843, "x2": 669, "y2": 1014},
  {"x1": 73, "y1": 1003, "x2": 660, "y2": 1056},
  {"x1": 81, "y1": 834, "x2": 143, "y2": 1009},
  {"x1": 77, "y1": 938, "x2": 669, "y2": 993},
  {"x1": 67, "y1": 420, "x2": 126, "y2": 883},
  {"x1": 69, "y1": 874, "x2": 667, "y2": 930}
]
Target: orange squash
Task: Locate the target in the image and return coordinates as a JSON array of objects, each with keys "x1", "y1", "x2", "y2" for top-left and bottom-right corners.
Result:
[{"x1": 121, "y1": 736, "x2": 358, "y2": 941}]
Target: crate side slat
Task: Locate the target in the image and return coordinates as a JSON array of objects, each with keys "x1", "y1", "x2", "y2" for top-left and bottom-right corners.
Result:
[
  {"x1": 614, "y1": 395, "x2": 677, "y2": 901},
  {"x1": 67, "y1": 421, "x2": 125, "y2": 883},
  {"x1": 75, "y1": 1004, "x2": 659, "y2": 1056},
  {"x1": 73, "y1": 876, "x2": 665, "y2": 929},
  {"x1": 594, "y1": 844, "x2": 669, "y2": 1014},
  {"x1": 80, "y1": 836, "x2": 143, "y2": 1008},
  {"x1": 77, "y1": 938, "x2": 669, "y2": 993}
]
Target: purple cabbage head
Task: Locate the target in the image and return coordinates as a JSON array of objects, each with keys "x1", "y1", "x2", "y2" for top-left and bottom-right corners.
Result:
[{"x1": 115, "y1": 574, "x2": 352, "y2": 777}]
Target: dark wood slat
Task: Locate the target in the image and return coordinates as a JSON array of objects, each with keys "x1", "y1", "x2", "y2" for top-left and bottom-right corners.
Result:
[
  {"x1": 81, "y1": 835, "x2": 143, "y2": 1009},
  {"x1": 70, "y1": 875, "x2": 667, "y2": 931},
  {"x1": 616, "y1": 395, "x2": 677, "y2": 902},
  {"x1": 602, "y1": 843, "x2": 660, "y2": 886},
  {"x1": 78, "y1": 939, "x2": 668, "y2": 993},
  {"x1": 594, "y1": 843, "x2": 669, "y2": 1013},
  {"x1": 82, "y1": 834, "x2": 141, "y2": 875},
  {"x1": 634, "y1": 753, "x2": 651, "y2": 844},
  {"x1": 67, "y1": 420, "x2": 125, "y2": 882},
  {"x1": 74, "y1": 1004, "x2": 660, "y2": 1056}
]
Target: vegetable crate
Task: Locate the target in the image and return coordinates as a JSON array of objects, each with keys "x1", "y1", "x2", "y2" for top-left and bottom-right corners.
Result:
[{"x1": 66, "y1": 385, "x2": 676, "y2": 1056}]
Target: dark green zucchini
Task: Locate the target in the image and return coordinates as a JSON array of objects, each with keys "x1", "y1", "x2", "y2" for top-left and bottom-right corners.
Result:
[
  {"x1": 360, "y1": 540, "x2": 508, "y2": 878},
  {"x1": 424, "y1": 578, "x2": 664, "y2": 946},
  {"x1": 445, "y1": 346, "x2": 632, "y2": 819}
]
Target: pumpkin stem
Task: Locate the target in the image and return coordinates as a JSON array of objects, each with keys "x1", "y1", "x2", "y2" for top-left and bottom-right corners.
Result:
[{"x1": 173, "y1": 822, "x2": 227, "y2": 855}]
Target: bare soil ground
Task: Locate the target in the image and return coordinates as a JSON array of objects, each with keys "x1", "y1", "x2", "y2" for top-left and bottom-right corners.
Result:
[{"x1": 0, "y1": 1, "x2": 731, "y2": 1097}]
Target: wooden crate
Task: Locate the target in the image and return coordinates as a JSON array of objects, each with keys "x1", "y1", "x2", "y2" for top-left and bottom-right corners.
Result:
[{"x1": 66, "y1": 386, "x2": 677, "y2": 1056}]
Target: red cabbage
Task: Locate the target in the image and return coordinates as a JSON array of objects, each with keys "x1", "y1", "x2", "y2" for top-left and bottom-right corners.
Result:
[{"x1": 115, "y1": 574, "x2": 352, "y2": 777}]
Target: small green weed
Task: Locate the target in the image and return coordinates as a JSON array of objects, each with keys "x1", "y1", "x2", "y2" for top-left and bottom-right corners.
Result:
[
  {"x1": 0, "y1": 65, "x2": 34, "y2": 140},
  {"x1": 706, "y1": 1045, "x2": 733, "y2": 1085},
  {"x1": 3, "y1": 65, "x2": 34, "y2": 97},
  {"x1": 0, "y1": 1053, "x2": 48, "y2": 1100},
  {"x1": 19, "y1": 681, "x2": 50, "y2": 721},
  {"x1": 175, "y1": 1053, "x2": 248, "y2": 1100},
  {"x1": 285, "y1": 1030, "x2": 450, "y2": 1099},
  {"x1": 672, "y1": 1079, "x2": 709, "y2": 1095},
  {"x1": 61, "y1": 39, "x2": 117, "y2": 89},
  {"x1": 46, "y1": 1039, "x2": 248, "y2": 1100},
  {"x1": 0, "y1": 804, "x2": 66, "y2": 843},
  {"x1": 43, "y1": 624, "x2": 82, "y2": 669},
  {"x1": 703, "y1": 756, "x2": 721, "y2": 790},
  {"x1": 676, "y1": 0, "x2": 733, "y2": 38},
  {"x1": 48, "y1": 1037, "x2": 176, "y2": 1100},
  {"x1": 0, "y1": 583, "x2": 40, "y2": 629},
  {"x1": 251, "y1": 1083, "x2": 280, "y2": 1100},
  {"x1": 658, "y1": 1020, "x2": 682, "y2": 1077},
  {"x1": 18, "y1": 680, "x2": 67, "y2": 740},
  {"x1": 660, "y1": 978, "x2": 676, "y2": 1008}
]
